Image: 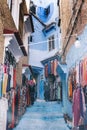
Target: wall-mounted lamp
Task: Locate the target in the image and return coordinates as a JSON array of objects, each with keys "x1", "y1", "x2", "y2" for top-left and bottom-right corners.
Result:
[{"x1": 74, "y1": 37, "x2": 81, "y2": 48}]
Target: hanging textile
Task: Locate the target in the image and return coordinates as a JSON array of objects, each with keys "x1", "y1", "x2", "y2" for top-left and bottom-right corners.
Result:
[
  {"x1": 48, "y1": 61, "x2": 51, "y2": 74},
  {"x1": 2, "y1": 73, "x2": 8, "y2": 95},
  {"x1": 13, "y1": 68, "x2": 16, "y2": 88},
  {"x1": 10, "y1": 65, "x2": 13, "y2": 88},
  {"x1": 79, "y1": 60, "x2": 83, "y2": 86},
  {"x1": 75, "y1": 63, "x2": 79, "y2": 84},
  {"x1": 51, "y1": 60, "x2": 54, "y2": 74},
  {"x1": 72, "y1": 85, "x2": 86, "y2": 127},
  {"x1": 54, "y1": 59, "x2": 58, "y2": 76},
  {"x1": 68, "y1": 76, "x2": 73, "y2": 98},
  {"x1": 82, "y1": 58, "x2": 87, "y2": 86},
  {"x1": 6, "y1": 74, "x2": 11, "y2": 92},
  {"x1": 45, "y1": 64, "x2": 48, "y2": 78}
]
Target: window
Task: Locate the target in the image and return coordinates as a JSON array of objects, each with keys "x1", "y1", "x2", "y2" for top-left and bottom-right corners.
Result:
[
  {"x1": 7, "y1": 0, "x2": 12, "y2": 12},
  {"x1": 48, "y1": 35, "x2": 55, "y2": 51}
]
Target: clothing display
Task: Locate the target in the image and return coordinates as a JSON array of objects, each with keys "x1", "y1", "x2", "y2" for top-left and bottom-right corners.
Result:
[
  {"x1": 75, "y1": 63, "x2": 79, "y2": 84},
  {"x1": 51, "y1": 60, "x2": 54, "y2": 74},
  {"x1": 44, "y1": 59, "x2": 58, "y2": 78},
  {"x1": 68, "y1": 68, "x2": 76, "y2": 100},
  {"x1": 45, "y1": 64, "x2": 48, "y2": 78},
  {"x1": 48, "y1": 61, "x2": 51, "y2": 74},
  {"x1": 72, "y1": 85, "x2": 86, "y2": 127},
  {"x1": 2, "y1": 73, "x2": 8, "y2": 95},
  {"x1": 68, "y1": 76, "x2": 73, "y2": 98},
  {"x1": 53, "y1": 59, "x2": 58, "y2": 76},
  {"x1": 10, "y1": 65, "x2": 13, "y2": 88},
  {"x1": 13, "y1": 68, "x2": 16, "y2": 88}
]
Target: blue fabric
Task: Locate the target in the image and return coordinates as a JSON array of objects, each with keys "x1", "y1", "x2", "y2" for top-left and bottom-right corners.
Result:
[
  {"x1": 48, "y1": 61, "x2": 51, "y2": 74},
  {"x1": 6, "y1": 74, "x2": 11, "y2": 92}
]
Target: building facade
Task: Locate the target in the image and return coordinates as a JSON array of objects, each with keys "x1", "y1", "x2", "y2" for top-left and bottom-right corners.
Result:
[
  {"x1": 29, "y1": 0, "x2": 60, "y2": 100},
  {"x1": 59, "y1": 0, "x2": 87, "y2": 125},
  {"x1": 0, "y1": 0, "x2": 34, "y2": 129}
]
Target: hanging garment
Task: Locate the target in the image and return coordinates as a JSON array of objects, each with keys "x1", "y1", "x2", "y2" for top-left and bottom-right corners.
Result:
[
  {"x1": 83, "y1": 86, "x2": 87, "y2": 125},
  {"x1": 83, "y1": 86, "x2": 87, "y2": 104},
  {"x1": 26, "y1": 87, "x2": 31, "y2": 106},
  {"x1": 10, "y1": 65, "x2": 13, "y2": 88},
  {"x1": 72, "y1": 87, "x2": 81, "y2": 127},
  {"x1": 83, "y1": 58, "x2": 87, "y2": 86},
  {"x1": 13, "y1": 68, "x2": 16, "y2": 88},
  {"x1": 75, "y1": 63, "x2": 79, "y2": 84},
  {"x1": 48, "y1": 61, "x2": 51, "y2": 74},
  {"x1": 68, "y1": 76, "x2": 73, "y2": 98},
  {"x1": 79, "y1": 61, "x2": 83, "y2": 86},
  {"x1": 6, "y1": 74, "x2": 11, "y2": 92},
  {"x1": 45, "y1": 64, "x2": 48, "y2": 78},
  {"x1": 51, "y1": 60, "x2": 54, "y2": 74},
  {"x1": 72, "y1": 86, "x2": 86, "y2": 127},
  {"x1": 53, "y1": 59, "x2": 58, "y2": 76},
  {"x1": 2, "y1": 73, "x2": 8, "y2": 95}
]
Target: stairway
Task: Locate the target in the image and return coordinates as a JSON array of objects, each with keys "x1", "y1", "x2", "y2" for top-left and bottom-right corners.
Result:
[{"x1": 13, "y1": 100, "x2": 69, "y2": 130}]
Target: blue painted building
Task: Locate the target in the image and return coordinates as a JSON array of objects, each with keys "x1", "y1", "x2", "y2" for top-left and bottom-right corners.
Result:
[
  {"x1": 65, "y1": 25, "x2": 87, "y2": 118},
  {"x1": 29, "y1": 0, "x2": 60, "y2": 100}
]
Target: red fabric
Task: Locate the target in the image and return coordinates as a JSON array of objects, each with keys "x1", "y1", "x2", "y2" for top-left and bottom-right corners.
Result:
[
  {"x1": 45, "y1": 64, "x2": 48, "y2": 78},
  {"x1": 53, "y1": 59, "x2": 58, "y2": 76},
  {"x1": 72, "y1": 88, "x2": 81, "y2": 127},
  {"x1": 3, "y1": 65, "x2": 7, "y2": 73},
  {"x1": 28, "y1": 80, "x2": 35, "y2": 86},
  {"x1": 51, "y1": 61, "x2": 54, "y2": 74}
]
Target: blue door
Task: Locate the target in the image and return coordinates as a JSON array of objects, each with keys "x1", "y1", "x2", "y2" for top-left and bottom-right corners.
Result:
[{"x1": 39, "y1": 80, "x2": 44, "y2": 100}]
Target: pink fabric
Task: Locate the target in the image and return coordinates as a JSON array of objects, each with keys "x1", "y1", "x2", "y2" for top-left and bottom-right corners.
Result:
[{"x1": 72, "y1": 88, "x2": 81, "y2": 126}]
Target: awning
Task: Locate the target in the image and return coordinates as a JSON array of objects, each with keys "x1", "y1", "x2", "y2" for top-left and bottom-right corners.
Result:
[
  {"x1": 8, "y1": 36, "x2": 23, "y2": 62},
  {"x1": 4, "y1": 30, "x2": 27, "y2": 57},
  {"x1": 14, "y1": 32, "x2": 27, "y2": 56}
]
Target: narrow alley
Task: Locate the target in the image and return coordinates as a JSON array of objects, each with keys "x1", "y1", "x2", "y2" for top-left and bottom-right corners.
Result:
[
  {"x1": 1, "y1": 0, "x2": 87, "y2": 130},
  {"x1": 13, "y1": 100, "x2": 69, "y2": 130}
]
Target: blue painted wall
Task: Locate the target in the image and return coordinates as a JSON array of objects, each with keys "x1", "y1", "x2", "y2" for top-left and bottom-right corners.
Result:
[
  {"x1": 30, "y1": 16, "x2": 60, "y2": 51},
  {"x1": 37, "y1": 3, "x2": 54, "y2": 23},
  {"x1": 66, "y1": 25, "x2": 87, "y2": 118},
  {"x1": 29, "y1": 0, "x2": 60, "y2": 100}
]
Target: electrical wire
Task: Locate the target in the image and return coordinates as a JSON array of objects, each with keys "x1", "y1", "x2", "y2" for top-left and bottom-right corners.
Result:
[{"x1": 19, "y1": 29, "x2": 84, "y2": 47}]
